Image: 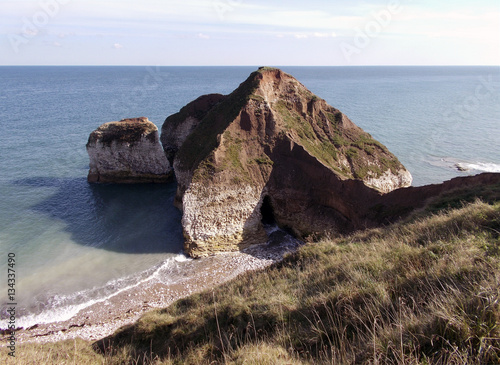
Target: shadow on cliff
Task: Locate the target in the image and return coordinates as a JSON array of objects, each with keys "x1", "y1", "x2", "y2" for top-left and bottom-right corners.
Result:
[{"x1": 14, "y1": 177, "x2": 184, "y2": 254}]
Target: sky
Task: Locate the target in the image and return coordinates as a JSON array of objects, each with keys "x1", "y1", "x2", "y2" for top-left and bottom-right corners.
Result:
[{"x1": 0, "y1": 0, "x2": 499, "y2": 66}]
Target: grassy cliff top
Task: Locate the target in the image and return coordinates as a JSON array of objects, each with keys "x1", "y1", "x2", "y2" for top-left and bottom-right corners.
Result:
[
  {"x1": 7, "y1": 183, "x2": 500, "y2": 364},
  {"x1": 87, "y1": 117, "x2": 158, "y2": 146}
]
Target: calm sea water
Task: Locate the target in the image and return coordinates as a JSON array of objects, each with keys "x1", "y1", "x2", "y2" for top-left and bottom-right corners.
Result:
[{"x1": 0, "y1": 66, "x2": 499, "y2": 328}]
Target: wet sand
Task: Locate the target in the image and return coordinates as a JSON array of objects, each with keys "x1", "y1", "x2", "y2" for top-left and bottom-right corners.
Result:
[{"x1": 6, "y1": 234, "x2": 300, "y2": 344}]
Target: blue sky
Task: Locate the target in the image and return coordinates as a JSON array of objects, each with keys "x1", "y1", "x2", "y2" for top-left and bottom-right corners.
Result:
[{"x1": 0, "y1": 0, "x2": 499, "y2": 65}]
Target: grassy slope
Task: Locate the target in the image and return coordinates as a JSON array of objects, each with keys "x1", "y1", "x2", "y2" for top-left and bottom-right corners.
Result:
[
  {"x1": 3, "y1": 185, "x2": 500, "y2": 365},
  {"x1": 274, "y1": 100, "x2": 403, "y2": 180}
]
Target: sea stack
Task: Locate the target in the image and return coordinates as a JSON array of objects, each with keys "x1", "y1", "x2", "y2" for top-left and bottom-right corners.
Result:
[
  {"x1": 162, "y1": 67, "x2": 412, "y2": 257},
  {"x1": 86, "y1": 117, "x2": 172, "y2": 183}
]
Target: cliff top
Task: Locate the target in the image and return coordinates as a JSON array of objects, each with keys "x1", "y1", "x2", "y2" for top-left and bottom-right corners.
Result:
[{"x1": 87, "y1": 117, "x2": 158, "y2": 146}]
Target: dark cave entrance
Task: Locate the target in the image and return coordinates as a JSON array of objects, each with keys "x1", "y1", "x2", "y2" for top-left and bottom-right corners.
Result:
[{"x1": 260, "y1": 195, "x2": 276, "y2": 225}]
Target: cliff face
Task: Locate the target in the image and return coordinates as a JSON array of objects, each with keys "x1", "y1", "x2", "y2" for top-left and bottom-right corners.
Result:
[
  {"x1": 160, "y1": 94, "x2": 226, "y2": 165},
  {"x1": 370, "y1": 172, "x2": 500, "y2": 224},
  {"x1": 87, "y1": 117, "x2": 172, "y2": 183},
  {"x1": 162, "y1": 67, "x2": 412, "y2": 257}
]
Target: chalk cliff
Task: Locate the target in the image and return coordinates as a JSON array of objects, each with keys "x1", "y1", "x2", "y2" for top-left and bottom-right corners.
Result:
[
  {"x1": 87, "y1": 117, "x2": 172, "y2": 183},
  {"x1": 162, "y1": 67, "x2": 413, "y2": 257}
]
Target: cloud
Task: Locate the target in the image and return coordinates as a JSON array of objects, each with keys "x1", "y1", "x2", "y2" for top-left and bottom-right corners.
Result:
[
  {"x1": 53, "y1": 42, "x2": 62, "y2": 47},
  {"x1": 57, "y1": 32, "x2": 75, "y2": 38},
  {"x1": 277, "y1": 32, "x2": 338, "y2": 39},
  {"x1": 113, "y1": 43, "x2": 123, "y2": 49},
  {"x1": 230, "y1": 9, "x2": 360, "y2": 31},
  {"x1": 197, "y1": 33, "x2": 210, "y2": 39},
  {"x1": 23, "y1": 28, "x2": 39, "y2": 37},
  {"x1": 313, "y1": 32, "x2": 337, "y2": 38}
]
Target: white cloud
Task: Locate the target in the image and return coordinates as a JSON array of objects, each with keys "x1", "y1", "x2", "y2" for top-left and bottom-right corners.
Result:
[
  {"x1": 113, "y1": 43, "x2": 123, "y2": 49},
  {"x1": 313, "y1": 32, "x2": 337, "y2": 38},
  {"x1": 53, "y1": 42, "x2": 62, "y2": 47},
  {"x1": 388, "y1": 10, "x2": 500, "y2": 41},
  {"x1": 399, "y1": 10, "x2": 500, "y2": 22},
  {"x1": 23, "y1": 28, "x2": 39, "y2": 37},
  {"x1": 230, "y1": 9, "x2": 360, "y2": 31},
  {"x1": 197, "y1": 33, "x2": 210, "y2": 39},
  {"x1": 57, "y1": 32, "x2": 74, "y2": 38},
  {"x1": 275, "y1": 32, "x2": 338, "y2": 39}
]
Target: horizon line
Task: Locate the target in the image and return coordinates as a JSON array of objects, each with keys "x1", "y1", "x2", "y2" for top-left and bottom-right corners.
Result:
[{"x1": 1, "y1": 64, "x2": 499, "y2": 67}]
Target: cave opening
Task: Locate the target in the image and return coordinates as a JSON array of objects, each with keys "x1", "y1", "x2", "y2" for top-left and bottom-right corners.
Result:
[{"x1": 260, "y1": 195, "x2": 276, "y2": 225}]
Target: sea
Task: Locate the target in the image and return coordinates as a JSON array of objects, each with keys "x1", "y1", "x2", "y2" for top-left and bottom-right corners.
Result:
[{"x1": 0, "y1": 66, "x2": 499, "y2": 329}]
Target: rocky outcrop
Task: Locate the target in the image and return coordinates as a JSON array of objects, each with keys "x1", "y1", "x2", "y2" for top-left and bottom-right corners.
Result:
[
  {"x1": 162, "y1": 67, "x2": 413, "y2": 257},
  {"x1": 87, "y1": 117, "x2": 172, "y2": 183},
  {"x1": 160, "y1": 94, "x2": 226, "y2": 165},
  {"x1": 369, "y1": 172, "x2": 500, "y2": 224}
]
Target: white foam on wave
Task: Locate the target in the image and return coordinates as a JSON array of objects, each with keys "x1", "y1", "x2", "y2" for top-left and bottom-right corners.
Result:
[
  {"x1": 174, "y1": 253, "x2": 191, "y2": 262},
  {"x1": 2, "y1": 253, "x2": 187, "y2": 329},
  {"x1": 428, "y1": 157, "x2": 500, "y2": 174},
  {"x1": 457, "y1": 162, "x2": 500, "y2": 173}
]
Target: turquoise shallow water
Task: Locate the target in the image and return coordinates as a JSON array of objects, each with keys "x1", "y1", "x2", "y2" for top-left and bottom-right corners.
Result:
[{"x1": 0, "y1": 66, "x2": 499, "y2": 328}]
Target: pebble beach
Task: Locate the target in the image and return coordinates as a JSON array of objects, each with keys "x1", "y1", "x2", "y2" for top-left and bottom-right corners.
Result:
[{"x1": 5, "y1": 234, "x2": 301, "y2": 345}]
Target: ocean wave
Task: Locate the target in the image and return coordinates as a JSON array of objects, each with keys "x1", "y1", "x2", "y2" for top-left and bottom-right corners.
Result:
[
  {"x1": 428, "y1": 157, "x2": 500, "y2": 173},
  {"x1": 1, "y1": 253, "x2": 188, "y2": 329},
  {"x1": 455, "y1": 162, "x2": 500, "y2": 173}
]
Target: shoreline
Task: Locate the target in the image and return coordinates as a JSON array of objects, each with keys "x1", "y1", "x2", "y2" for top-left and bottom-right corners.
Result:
[{"x1": 3, "y1": 234, "x2": 301, "y2": 345}]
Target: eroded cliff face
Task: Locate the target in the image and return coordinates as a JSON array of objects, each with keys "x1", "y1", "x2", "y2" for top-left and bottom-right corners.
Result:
[
  {"x1": 162, "y1": 67, "x2": 413, "y2": 257},
  {"x1": 160, "y1": 94, "x2": 226, "y2": 165},
  {"x1": 87, "y1": 117, "x2": 172, "y2": 183}
]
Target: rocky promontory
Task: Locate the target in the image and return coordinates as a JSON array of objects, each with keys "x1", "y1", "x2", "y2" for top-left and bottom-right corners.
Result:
[
  {"x1": 162, "y1": 67, "x2": 412, "y2": 257},
  {"x1": 87, "y1": 117, "x2": 172, "y2": 183},
  {"x1": 85, "y1": 68, "x2": 499, "y2": 259}
]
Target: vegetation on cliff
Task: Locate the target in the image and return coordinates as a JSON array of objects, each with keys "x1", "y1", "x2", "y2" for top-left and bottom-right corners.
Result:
[
  {"x1": 5, "y1": 183, "x2": 499, "y2": 364},
  {"x1": 87, "y1": 117, "x2": 159, "y2": 147},
  {"x1": 272, "y1": 93, "x2": 402, "y2": 181},
  {"x1": 175, "y1": 70, "x2": 262, "y2": 175}
]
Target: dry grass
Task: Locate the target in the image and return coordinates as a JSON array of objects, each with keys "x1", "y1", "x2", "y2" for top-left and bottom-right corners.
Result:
[{"x1": 2, "y1": 194, "x2": 499, "y2": 364}]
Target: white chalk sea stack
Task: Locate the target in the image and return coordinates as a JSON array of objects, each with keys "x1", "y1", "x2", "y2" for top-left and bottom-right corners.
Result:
[{"x1": 86, "y1": 117, "x2": 172, "y2": 183}]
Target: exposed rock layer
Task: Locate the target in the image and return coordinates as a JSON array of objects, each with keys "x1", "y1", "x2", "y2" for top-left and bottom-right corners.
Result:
[
  {"x1": 87, "y1": 117, "x2": 172, "y2": 183},
  {"x1": 162, "y1": 67, "x2": 414, "y2": 257}
]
